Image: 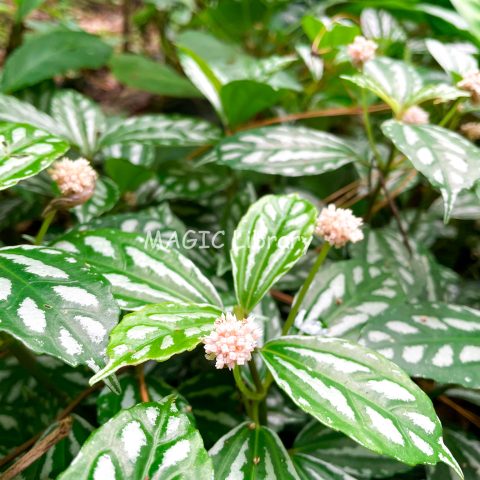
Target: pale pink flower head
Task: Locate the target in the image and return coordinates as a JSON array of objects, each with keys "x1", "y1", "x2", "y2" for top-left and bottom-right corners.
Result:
[
  {"x1": 315, "y1": 204, "x2": 364, "y2": 248},
  {"x1": 460, "y1": 122, "x2": 480, "y2": 141},
  {"x1": 49, "y1": 158, "x2": 97, "y2": 206},
  {"x1": 347, "y1": 36, "x2": 378, "y2": 66},
  {"x1": 203, "y1": 313, "x2": 261, "y2": 370},
  {"x1": 457, "y1": 71, "x2": 480, "y2": 104},
  {"x1": 401, "y1": 106, "x2": 429, "y2": 125}
]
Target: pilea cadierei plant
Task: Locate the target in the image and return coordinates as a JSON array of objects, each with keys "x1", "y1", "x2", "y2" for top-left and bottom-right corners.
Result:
[{"x1": 1, "y1": 1, "x2": 480, "y2": 479}]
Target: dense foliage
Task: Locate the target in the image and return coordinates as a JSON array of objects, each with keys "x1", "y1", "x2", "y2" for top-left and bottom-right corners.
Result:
[{"x1": 1, "y1": 0, "x2": 480, "y2": 479}]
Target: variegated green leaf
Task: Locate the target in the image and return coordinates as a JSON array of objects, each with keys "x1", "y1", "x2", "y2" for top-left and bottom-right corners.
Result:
[
  {"x1": 51, "y1": 90, "x2": 106, "y2": 157},
  {"x1": 0, "y1": 94, "x2": 61, "y2": 134},
  {"x1": 361, "y1": 8, "x2": 406, "y2": 41},
  {"x1": 292, "y1": 454, "x2": 357, "y2": 480},
  {"x1": 231, "y1": 194, "x2": 317, "y2": 311},
  {"x1": 102, "y1": 142, "x2": 156, "y2": 166},
  {"x1": 382, "y1": 120, "x2": 480, "y2": 221},
  {"x1": 261, "y1": 336, "x2": 462, "y2": 474},
  {"x1": 0, "y1": 245, "x2": 119, "y2": 373},
  {"x1": 210, "y1": 422, "x2": 300, "y2": 479},
  {"x1": 427, "y1": 429, "x2": 480, "y2": 480},
  {"x1": 99, "y1": 115, "x2": 221, "y2": 148},
  {"x1": 73, "y1": 177, "x2": 120, "y2": 224},
  {"x1": 291, "y1": 421, "x2": 412, "y2": 479},
  {"x1": 294, "y1": 259, "x2": 406, "y2": 339},
  {"x1": 343, "y1": 58, "x2": 464, "y2": 113},
  {"x1": 58, "y1": 397, "x2": 213, "y2": 480},
  {"x1": 426, "y1": 39, "x2": 478, "y2": 77},
  {"x1": 90, "y1": 303, "x2": 222, "y2": 384},
  {"x1": 52, "y1": 228, "x2": 221, "y2": 310},
  {"x1": 178, "y1": 371, "x2": 243, "y2": 448},
  {"x1": 20, "y1": 415, "x2": 93, "y2": 480},
  {"x1": 97, "y1": 374, "x2": 191, "y2": 425},
  {"x1": 360, "y1": 302, "x2": 480, "y2": 388},
  {"x1": 0, "y1": 122, "x2": 69, "y2": 190},
  {"x1": 215, "y1": 126, "x2": 359, "y2": 176}
]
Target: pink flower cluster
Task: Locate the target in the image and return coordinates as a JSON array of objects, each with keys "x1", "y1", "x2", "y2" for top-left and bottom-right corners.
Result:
[
  {"x1": 315, "y1": 204, "x2": 364, "y2": 248},
  {"x1": 458, "y1": 71, "x2": 480, "y2": 104},
  {"x1": 347, "y1": 36, "x2": 378, "y2": 66},
  {"x1": 49, "y1": 158, "x2": 97, "y2": 197},
  {"x1": 401, "y1": 106, "x2": 429, "y2": 125},
  {"x1": 203, "y1": 313, "x2": 261, "y2": 370}
]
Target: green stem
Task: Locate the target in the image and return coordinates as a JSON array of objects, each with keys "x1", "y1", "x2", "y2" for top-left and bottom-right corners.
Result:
[
  {"x1": 34, "y1": 210, "x2": 56, "y2": 245},
  {"x1": 281, "y1": 242, "x2": 331, "y2": 337},
  {"x1": 263, "y1": 242, "x2": 331, "y2": 392},
  {"x1": 233, "y1": 366, "x2": 264, "y2": 401},
  {"x1": 439, "y1": 99, "x2": 461, "y2": 128},
  {"x1": 249, "y1": 358, "x2": 267, "y2": 425},
  {"x1": 361, "y1": 89, "x2": 383, "y2": 167}
]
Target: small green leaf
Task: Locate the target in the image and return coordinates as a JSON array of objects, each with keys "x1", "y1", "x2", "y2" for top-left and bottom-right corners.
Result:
[
  {"x1": 382, "y1": 120, "x2": 480, "y2": 221},
  {"x1": 52, "y1": 228, "x2": 222, "y2": 310},
  {"x1": 294, "y1": 259, "x2": 406, "y2": 339},
  {"x1": 360, "y1": 302, "x2": 480, "y2": 388},
  {"x1": 0, "y1": 245, "x2": 119, "y2": 372},
  {"x1": 58, "y1": 397, "x2": 214, "y2": 480},
  {"x1": 292, "y1": 421, "x2": 412, "y2": 479},
  {"x1": 51, "y1": 90, "x2": 106, "y2": 157},
  {"x1": 216, "y1": 125, "x2": 359, "y2": 176},
  {"x1": 0, "y1": 122, "x2": 69, "y2": 190},
  {"x1": 451, "y1": 0, "x2": 480, "y2": 45},
  {"x1": 210, "y1": 422, "x2": 300, "y2": 479},
  {"x1": 110, "y1": 53, "x2": 201, "y2": 98},
  {"x1": 261, "y1": 336, "x2": 462, "y2": 474},
  {"x1": 220, "y1": 80, "x2": 280, "y2": 127},
  {"x1": 1, "y1": 31, "x2": 112, "y2": 93},
  {"x1": 73, "y1": 177, "x2": 120, "y2": 224},
  {"x1": 231, "y1": 194, "x2": 317, "y2": 311},
  {"x1": 90, "y1": 302, "x2": 222, "y2": 384},
  {"x1": 99, "y1": 115, "x2": 221, "y2": 148}
]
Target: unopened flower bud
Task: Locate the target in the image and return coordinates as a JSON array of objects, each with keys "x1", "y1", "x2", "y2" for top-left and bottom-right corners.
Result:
[
  {"x1": 460, "y1": 122, "x2": 480, "y2": 141},
  {"x1": 401, "y1": 106, "x2": 429, "y2": 125},
  {"x1": 457, "y1": 71, "x2": 480, "y2": 104}
]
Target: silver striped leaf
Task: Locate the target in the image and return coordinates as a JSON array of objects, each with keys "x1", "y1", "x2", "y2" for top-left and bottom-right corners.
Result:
[
  {"x1": 99, "y1": 114, "x2": 221, "y2": 148},
  {"x1": 51, "y1": 90, "x2": 106, "y2": 157},
  {"x1": 361, "y1": 8, "x2": 406, "y2": 41},
  {"x1": 90, "y1": 302, "x2": 222, "y2": 384},
  {"x1": 73, "y1": 177, "x2": 120, "y2": 224},
  {"x1": 426, "y1": 39, "x2": 478, "y2": 77},
  {"x1": 0, "y1": 93, "x2": 61, "y2": 135},
  {"x1": 294, "y1": 259, "x2": 406, "y2": 339},
  {"x1": 210, "y1": 422, "x2": 300, "y2": 479},
  {"x1": 291, "y1": 421, "x2": 412, "y2": 479},
  {"x1": 0, "y1": 122, "x2": 69, "y2": 190},
  {"x1": 382, "y1": 120, "x2": 480, "y2": 221},
  {"x1": 101, "y1": 142, "x2": 156, "y2": 167},
  {"x1": 58, "y1": 397, "x2": 214, "y2": 480},
  {"x1": 350, "y1": 227, "x2": 425, "y2": 296},
  {"x1": 427, "y1": 429, "x2": 480, "y2": 480},
  {"x1": 261, "y1": 336, "x2": 462, "y2": 474},
  {"x1": 360, "y1": 302, "x2": 480, "y2": 388},
  {"x1": 178, "y1": 370, "x2": 243, "y2": 449},
  {"x1": 97, "y1": 374, "x2": 192, "y2": 425},
  {"x1": 20, "y1": 415, "x2": 93, "y2": 480},
  {"x1": 52, "y1": 228, "x2": 222, "y2": 311},
  {"x1": 292, "y1": 454, "x2": 357, "y2": 480},
  {"x1": 0, "y1": 245, "x2": 119, "y2": 373},
  {"x1": 215, "y1": 125, "x2": 360, "y2": 176},
  {"x1": 231, "y1": 194, "x2": 317, "y2": 312},
  {"x1": 342, "y1": 58, "x2": 464, "y2": 114}
]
